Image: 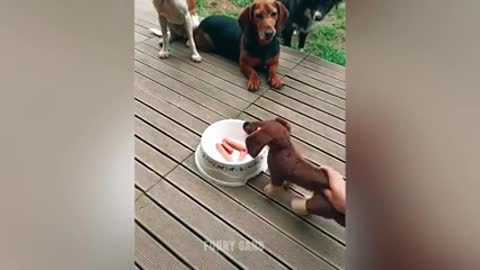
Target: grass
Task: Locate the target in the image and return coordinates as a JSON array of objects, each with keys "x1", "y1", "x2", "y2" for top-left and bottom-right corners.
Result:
[
  {"x1": 196, "y1": 0, "x2": 346, "y2": 66},
  {"x1": 304, "y1": 4, "x2": 346, "y2": 66}
]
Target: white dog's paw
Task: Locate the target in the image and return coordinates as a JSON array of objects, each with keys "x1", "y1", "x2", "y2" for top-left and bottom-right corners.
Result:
[
  {"x1": 191, "y1": 53, "x2": 202, "y2": 63},
  {"x1": 264, "y1": 184, "x2": 282, "y2": 197},
  {"x1": 158, "y1": 50, "x2": 170, "y2": 59},
  {"x1": 291, "y1": 198, "x2": 310, "y2": 216}
]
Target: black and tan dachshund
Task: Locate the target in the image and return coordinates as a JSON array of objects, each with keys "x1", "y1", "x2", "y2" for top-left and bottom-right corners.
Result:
[{"x1": 193, "y1": 0, "x2": 289, "y2": 91}]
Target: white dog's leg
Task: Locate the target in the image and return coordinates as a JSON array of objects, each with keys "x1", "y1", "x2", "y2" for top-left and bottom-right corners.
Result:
[
  {"x1": 184, "y1": 14, "x2": 202, "y2": 62},
  {"x1": 158, "y1": 16, "x2": 170, "y2": 59}
]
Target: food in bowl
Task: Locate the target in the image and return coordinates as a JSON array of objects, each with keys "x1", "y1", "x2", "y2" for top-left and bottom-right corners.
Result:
[
  {"x1": 215, "y1": 138, "x2": 250, "y2": 163},
  {"x1": 195, "y1": 119, "x2": 268, "y2": 187}
]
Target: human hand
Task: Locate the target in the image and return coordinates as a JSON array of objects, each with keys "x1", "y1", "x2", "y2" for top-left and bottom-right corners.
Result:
[{"x1": 321, "y1": 165, "x2": 346, "y2": 215}]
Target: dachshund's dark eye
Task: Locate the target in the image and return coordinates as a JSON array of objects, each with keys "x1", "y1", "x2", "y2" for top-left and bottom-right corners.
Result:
[
  {"x1": 271, "y1": 12, "x2": 277, "y2": 17},
  {"x1": 255, "y1": 13, "x2": 263, "y2": 19}
]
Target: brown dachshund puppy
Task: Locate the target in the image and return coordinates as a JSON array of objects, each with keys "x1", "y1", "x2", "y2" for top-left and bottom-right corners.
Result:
[
  {"x1": 239, "y1": 0, "x2": 289, "y2": 91},
  {"x1": 243, "y1": 118, "x2": 345, "y2": 226}
]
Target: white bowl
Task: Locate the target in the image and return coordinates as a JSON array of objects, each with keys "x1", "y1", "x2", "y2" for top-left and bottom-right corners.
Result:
[{"x1": 195, "y1": 119, "x2": 268, "y2": 187}]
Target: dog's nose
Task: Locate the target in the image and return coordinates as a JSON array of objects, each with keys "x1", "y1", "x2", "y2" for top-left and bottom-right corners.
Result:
[
  {"x1": 265, "y1": 30, "x2": 274, "y2": 39},
  {"x1": 313, "y1": 11, "x2": 323, "y2": 21},
  {"x1": 243, "y1": 121, "x2": 250, "y2": 130}
]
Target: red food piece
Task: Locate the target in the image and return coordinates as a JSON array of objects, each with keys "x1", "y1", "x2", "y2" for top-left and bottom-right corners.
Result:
[
  {"x1": 238, "y1": 150, "x2": 247, "y2": 162},
  {"x1": 216, "y1": 143, "x2": 232, "y2": 162},
  {"x1": 223, "y1": 138, "x2": 246, "y2": 152},
  {"x1": 221, "y1": 142, "x2": 234, "y2": 154}
]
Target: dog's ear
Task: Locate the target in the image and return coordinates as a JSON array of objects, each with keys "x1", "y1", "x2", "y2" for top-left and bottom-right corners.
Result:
[
  {"x1": 275, "y1": 1, "x2": 289, "y2": 33},
  {"x1": 245, "y1": 128, "x2": 272, "y2": 157},
  {"x1": 275, "y1": 117, "x2": 291, "y2": 133},
  {"x1": 243, "y1": 120, "x2": 262, "y2": 134},
  {"x1": 239, "y1": 4, "x2": 255, "y2": 34}
]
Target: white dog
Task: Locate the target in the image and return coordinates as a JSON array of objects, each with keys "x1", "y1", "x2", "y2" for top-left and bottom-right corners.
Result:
[{"x1": 151, "y1": 0, "x2": 202, "y2": 62}]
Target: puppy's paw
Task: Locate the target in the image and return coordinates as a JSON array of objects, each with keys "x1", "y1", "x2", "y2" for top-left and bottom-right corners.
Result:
[
  {"x1": 247, "y1": 78, "x2": 261, "y2": 91},
  {"x1": 158, "y1": 50, "x2": 170, "y2": 59},
  {"x1": 264, "y1": 184, "x2": 282, "y2": 197},
  {"x1": 191, "y1": 53, "x2": 202, "y2": 63},
  {"x1": 268, "y1": 75, "x2": 283, "y2": 89},
  {"x1": 291, "y1": 198, "x2": 310, "y2": 216}
]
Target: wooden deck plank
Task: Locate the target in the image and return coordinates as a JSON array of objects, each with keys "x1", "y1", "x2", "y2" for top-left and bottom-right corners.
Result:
[
  {"x1": 283, "y1": 77, "x2": 346, "y2": 109},
  {"x1": 135, "y1": 32, "x2": 149, "y2": 43},
  {"x1": 294, "y1": 65, "x2": 346, "y2": 90},
  {"x1": 135, "y1": 187, "x2": 144, "y2": 200},
  {"x1": 135, "y1": 137, "x2": 177, "y2": 177},
  {"x1": 183, "y1": 156, "x2": 345, "y2": 269},
  {"x1": 135, "y1": 42, "x2": 257, "y2": 103},
  {"x1": 305, "y1": 55, "x2": 346, "y2": 73},
  {"x1": 136, "y1": 196, "x2": 239, "y2": 270},
  {"x1": 167, "y1": 46, "x2": 269, "y2": 97},
  {"x1": 165, "y1": 39, "x2": 293, "y2": 73},
  {"x1": 239, "y1": 112, "x2": 345, "y2": 173},
  {"x1": 135, "y1": 225, "x2": 190, "y2": 270},
  {"x1": 134, "y1": 51, "x2": 242, "y2": 116},
  {"x1": 275, "y1": 86, "x2": 346, "y2": 119},
  {"x1": 299, "y1": 60, "x2": 346, "y2": 81},
  {"x1": 134, "y1": 75, "x2": 220, "y2": 130},
  {"x1": 166, "y1": 165, "x2": 337, "y2": 270},
  {"x1": 287, "y1": 70, "x2": 346, "y2": 99},
  {"x1": 147, "y1": 178, "x2": 288, "y2": 270},
  {"x1": 135, "y1": 160, "x2": 163, "y2": 192},
  {"x1": 134, "y1": 25, "x2": 155, "y2": 37},
  {"x1": 252, "y1": 97, "x2": 346, "y2": 145},
  {"x1": 134, "y1": 86, "x2": 208, "y2": 134},
  {"x1": 163, "y1": 42, "x2": 271, "y2": 95},
  {"x1": 263, "y1": 90, "x2": 346, "y2": 131},
  {"x1": 135, "y1": 117, "x2": 192, "y2": 163},
  {"x1": 135, "y1": 100, "x2": 201, "y2": 150},
  {"x1": 279, "y1": 58, "x2": 297, "y2": 69},
  {"x1": 134, "y1": 62, "x2": 226, "y2": 123},
  {"x1": 166, "y1": 39, "x2": 286, "y2": 85},
  {"x1": 280, "y1": 46, "x2": 307, "y2": 63},
  {"x1": 135, "y1": 18, "x2": 159, "y2": 30}
]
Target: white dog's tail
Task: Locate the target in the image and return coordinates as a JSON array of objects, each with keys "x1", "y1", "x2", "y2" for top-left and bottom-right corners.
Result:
[
  {"x1": 148, "y1": 28, "x2": 164, "y2": 37},
  {"x1": 191, "y1": 15, "x2": 200, "y2": 28}
]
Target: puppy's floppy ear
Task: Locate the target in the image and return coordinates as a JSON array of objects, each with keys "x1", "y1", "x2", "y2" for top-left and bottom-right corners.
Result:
[
  {"x1": 275, "y1": 117, "x2": 291, "y2": 133},
  {"x1": 275, "y1": 1, "x2": 289, "y2": 32},
  {"x1": 245, "y1": 128, "x2": 272, "y2": 157},
  {"x1": 238, "y1": 4, "x2": 255, "y2": 34},
  {"x1": 243, "y1": 120, "x2": 262, "y2": 134}
]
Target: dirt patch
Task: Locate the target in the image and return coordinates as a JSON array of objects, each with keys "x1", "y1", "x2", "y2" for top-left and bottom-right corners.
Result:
[{"x1": 205, "y1": 0, "x2": 242, "y2": 15}]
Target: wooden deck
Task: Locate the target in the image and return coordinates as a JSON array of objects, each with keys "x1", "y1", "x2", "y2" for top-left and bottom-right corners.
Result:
[{"x1": 134, "y1": 1, "x2": 346, "y2": 269}]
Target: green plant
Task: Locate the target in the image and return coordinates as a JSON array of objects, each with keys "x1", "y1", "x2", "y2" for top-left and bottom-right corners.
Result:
[{"x1": 304, "y1": 4, "x2": 346, "y2": 66}]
